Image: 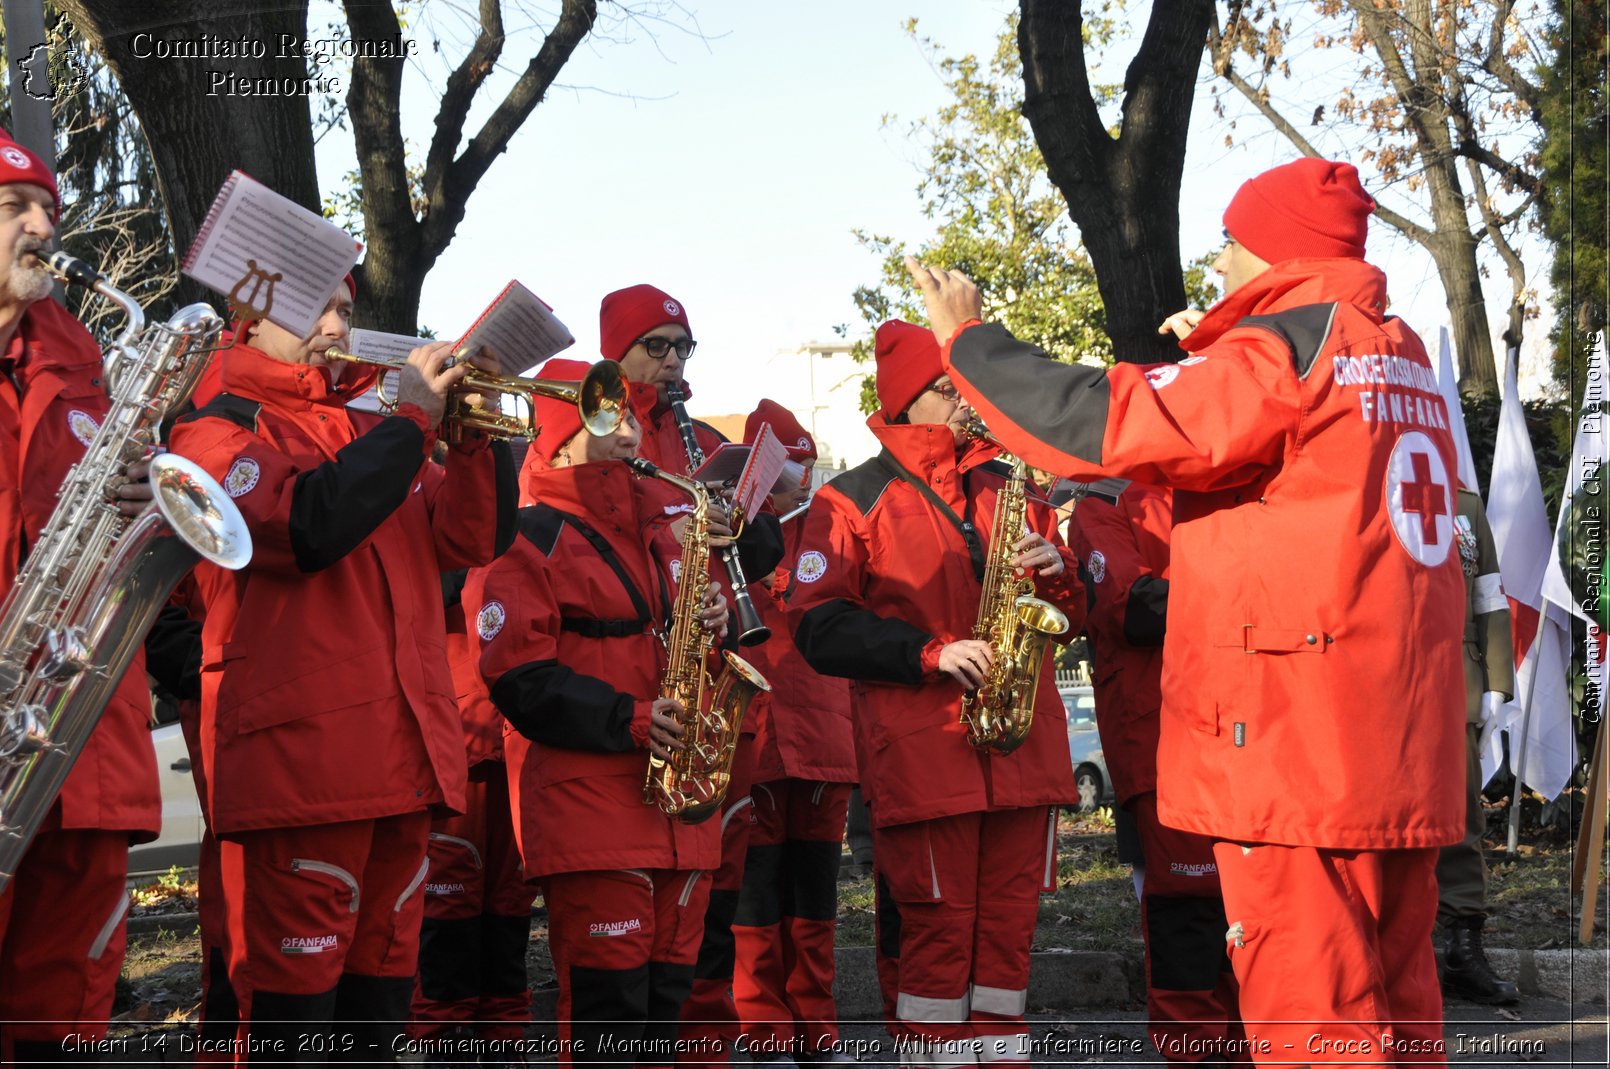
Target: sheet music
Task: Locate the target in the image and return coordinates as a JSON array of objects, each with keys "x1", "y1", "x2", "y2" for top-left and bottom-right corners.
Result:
[
  {"x1": 183, "y1": 171, "x2": 361, "y2": 337},
  {"x1": 453, "y1": 281, "x2": 574, "y2": 377},
  {"x1": 349, "y1": 328, "x2": 428, "y2": 363},
  {"x1": 733, "y1": 424, "x2": 788, "y2": 521}
]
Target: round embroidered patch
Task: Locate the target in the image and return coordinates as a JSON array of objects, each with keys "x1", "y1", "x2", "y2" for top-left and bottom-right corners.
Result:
[
  {"x1": 1384, "y1": 430, "x2": 1454, "y2": 567},
  {"x1": 1086, "y1": 549, "x2": 1107, "y2": 584},
  {"x1": 795, "y1": 550, "x2": 828, "y2": 584},
  {"x1": 1143, "y1": 365, "x2": 1180, "y2": 390},
  {"x1": 663, "y1": 298, "x2": 681, "y2": 317},
  {"x1": 1, "y1": 147, "x2": 30, "y2": 170},
  {"x1": 477, "y1": 600, "x2": 507, "y2": 641},
  {"x1": 66, "y1": 409, "x2": 99, "y2": 447},
  {"x1": 223, "y1": 457, "x2": 261, "y2": 498}
]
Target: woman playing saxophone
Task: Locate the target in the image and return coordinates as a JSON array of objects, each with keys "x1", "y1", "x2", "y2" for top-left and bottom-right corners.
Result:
[{"x1": 466, "y1": 357, "x2": 729, "y2": 1066}]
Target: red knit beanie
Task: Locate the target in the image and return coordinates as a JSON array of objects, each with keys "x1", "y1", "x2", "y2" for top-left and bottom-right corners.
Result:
[
  {"x1": 744, "y1": 398, "x2": 816, "y2": 462},
  {"x1": 1222, "y1": 157, "x2": 1374, "y2": 263},
  {"x1": 0, "y1": 131, "x2": 58, "y2": 220},
  {"x1": 874, "y1": 319, "x2": 943, "y2": 417},
  {"x1": 529, "y1": 357, "x2": 591, "y2": 461},
  {"x1": 599, "y1": 284, "x2": 691, "y2": 362}
]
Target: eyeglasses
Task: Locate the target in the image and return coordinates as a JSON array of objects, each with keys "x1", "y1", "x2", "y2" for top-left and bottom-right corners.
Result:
[
  {"x1": 634, "y1": 336, "x2": 697, "y2": 360},
  {"x1": 925, "y1": 382, "x2": 962, "y2": 402}
]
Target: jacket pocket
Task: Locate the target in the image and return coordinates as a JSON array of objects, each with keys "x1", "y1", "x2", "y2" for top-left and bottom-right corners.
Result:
[{"x1": 221, "y1": 638, "x2": 399, "y2": 733}]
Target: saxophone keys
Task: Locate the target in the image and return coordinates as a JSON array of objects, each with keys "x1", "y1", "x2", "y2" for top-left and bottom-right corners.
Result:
[
  {"x1": 37, "y1": 626, "x2": 91, "y2": 681},
  {"x1": 0, "y1": 704, "x2": 51, "y2": 758}
]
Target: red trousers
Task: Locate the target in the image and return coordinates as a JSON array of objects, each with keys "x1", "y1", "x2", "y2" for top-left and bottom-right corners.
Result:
[
  {"x1": 732, "y1": 778, "x2": 853, "y2": 1058},
  {"x1": 1214, "y1": 843, "x2": 1445, "y2": 1068},
  {"x1": 546, "y1": 867, "x2": 713, "y2": 1067},
  {"x1": 873, "y1": 807, "x2": 1054, "y2": 1068},
  {"x1": 222, "y1": 811, "x2": 432, "y2": 1057},
  {"x1": 0, "y1": 825, "x2": 130, "y2": 1062},
  {"x1": 1130, "y1": 793, "x2": 1243, "y2": 1063},
  {"x1": 676, "y1": 735, "x2": 758, "y2": 1068},
  {"x1": 410, "y1": 774, "x2": 534, "y2": 1042}
]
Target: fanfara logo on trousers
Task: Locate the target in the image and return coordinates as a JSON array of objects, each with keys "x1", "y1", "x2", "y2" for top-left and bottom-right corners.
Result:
[
  {"x1": 425, "y1": 881, "x2": 466, "y2": 896},
  {"x1": 589, "y1": 917, "x2": 643, "y2": 937},
  {"x1": 281, "y1": 933, "x2": 338, "y2": 954},
  {"x1": 223, "y1": 457, "x2": 261, "y2": 498},
  {"x1": 1086, "y1": 549, "x2": 1107, "y2": 584},
  {"x1": 1385, "y1": 430, "x2": 1454, "y2": 567},
  {"x1": 795, "y1": 550, "x2": 827, "y2": 584},
  {"x1": 66, "y1": 409, "x2": 99, "y2": 447},
  {"x1": 663, "y1": 298, "x2": 681, "y2": 317},
  {"x1": 477, "y1": 600, "x2": 507, "y2": 641}
]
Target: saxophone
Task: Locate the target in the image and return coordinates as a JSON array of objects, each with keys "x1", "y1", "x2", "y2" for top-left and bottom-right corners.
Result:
[
  {"x1": 627, "y1": 457, "x2": 769, "y2": 824},
  {"x1": 960, "y1": 417, "x2": 1069, "y2": 755},
  {"x1": 0, "y1": 254, "x2": 253, "y2": 889}
]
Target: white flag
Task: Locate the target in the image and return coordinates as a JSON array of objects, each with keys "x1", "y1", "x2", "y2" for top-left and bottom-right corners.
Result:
[
  {"x1": 1482, "y1": 348, "x2": 1577, "y2": 798},
  {"x1": 1434, "y1": 327, "x2": 1481, "y2": 492}
]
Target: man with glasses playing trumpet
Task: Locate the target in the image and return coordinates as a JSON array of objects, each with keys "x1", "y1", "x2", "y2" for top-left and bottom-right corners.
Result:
[
  {"x1": 467, "y1": 356, "x2": 729, "y2": 1066},
  {"x1": 598, "y1": 284, "x2": 785, "y2": 1067},
  {"x1": 168, "y1": 275, "x2": 517, "y2": 1056},
  {"x1": 788, "y1": 320, "x2": 1082, "y2": 1068}
]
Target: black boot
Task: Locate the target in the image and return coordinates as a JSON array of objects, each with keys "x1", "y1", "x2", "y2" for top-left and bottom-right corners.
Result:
[{"x1": 1442, "y1": 917, "x2": 1520, "y2": 1005}]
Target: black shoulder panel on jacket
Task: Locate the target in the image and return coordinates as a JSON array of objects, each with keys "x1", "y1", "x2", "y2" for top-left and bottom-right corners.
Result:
[
  {"x1": 1074, "y1": 477, "x2": 1131, "y2": 507},
  {"x1": 516, "y1": 504, "x2": 565, "y2": 557},
  {"x1": 826, "y1": 460, "x2": 897, "y2": 517},
  {"x1": 177, "y1": 392, "x2": 262, "y2": 432},
  {"x1": 1238, "y1": 303, "x2": 1339, "y2": 380}
]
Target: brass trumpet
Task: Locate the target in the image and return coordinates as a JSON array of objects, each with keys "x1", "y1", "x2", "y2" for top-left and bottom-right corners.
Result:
[{"x1": 322, "y1": 349, "x2": 629, "y2": 441}]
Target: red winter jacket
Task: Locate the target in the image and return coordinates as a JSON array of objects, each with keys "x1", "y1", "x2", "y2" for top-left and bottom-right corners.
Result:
[
  {"x1": 168, "y1": 343, "x2": 516, "y2": 835},
  {"x1": 470, "y1": 457, "x2": 720, "y2": 878},
  {"x1": 786, "y1": 414, "x2": 1082, "y2": 828},
  {"x1": 746, "y1": 519, "x2": 856, "y2": 785},
  {"x1": 943, "y1": 257, "x2": 1465, "y2": 850},
  {"x1": 1066, "y1": 482, "x2": 1172, "y2": 806},
  {"x1": 0, "y1": 299, "x2": 158, "y2": 838}
]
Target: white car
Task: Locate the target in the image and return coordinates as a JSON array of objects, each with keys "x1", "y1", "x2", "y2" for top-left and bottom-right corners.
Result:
[
  {"x1": 127, "y1": 715, "x2": 204, "y2": 878},
  {"x1": 1061, "y1": 685, "x2": 1114, "y2": 812}
]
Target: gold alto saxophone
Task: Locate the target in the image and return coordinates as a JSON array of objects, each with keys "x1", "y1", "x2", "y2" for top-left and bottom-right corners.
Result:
[
  {"x1": 960, "y1": 417, "x2": 1069, "y2": 755},
  {"x1": 0, "y1": 254, "x2": 253, "y2": 889},
  {"x1": 627, "y1": 457, "x2": 769, "y2": 823}
]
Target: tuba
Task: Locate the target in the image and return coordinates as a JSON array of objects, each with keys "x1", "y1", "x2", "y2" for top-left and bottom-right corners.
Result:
[
  {"x1": 959, "y1": 417, "x2": 1069, "y2": 755},
  {"x1": 0, "y1": 254, "x2": 252, "y2": 889},
  {"x1": 322, "y1": 349, "x2": 629, "y2": 442},
  {"x1": 627, "y1": 457, "x2": 769, "y2": 824}
]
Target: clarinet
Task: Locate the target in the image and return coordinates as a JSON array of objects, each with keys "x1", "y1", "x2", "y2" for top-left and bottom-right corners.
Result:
[{"x1": 665, "y1": 383, "x2": 771, "y2": 647}]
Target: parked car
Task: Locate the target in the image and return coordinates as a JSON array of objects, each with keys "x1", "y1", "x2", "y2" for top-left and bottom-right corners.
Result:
[
  {"x1": 1061, "y1": 685, "x2": 1114, "y2": 813},
  {"x1": 127, "y1": 704, "x2": 204, "y2": 878}
]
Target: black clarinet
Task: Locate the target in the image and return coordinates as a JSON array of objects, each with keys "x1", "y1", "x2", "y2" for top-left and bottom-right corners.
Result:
[{"x1": 665, "y1": 382, "x2": 771, "y2": 647}]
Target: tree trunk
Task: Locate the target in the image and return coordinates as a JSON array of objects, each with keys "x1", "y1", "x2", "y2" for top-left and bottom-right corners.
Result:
[
  {"x1": 1018, "y1": 0, "x2": 1212, "y2": 363},
  {"x1": 58, "y1": 1, "x2": 318, "y2": 310}
]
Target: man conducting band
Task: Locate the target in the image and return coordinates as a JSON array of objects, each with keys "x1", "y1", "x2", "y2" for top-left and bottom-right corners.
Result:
[
  {"x1": 788, "y1": 319, "x2": 1082, "y2": 1067},
  {"x1": 169, "y1": 280, "x2": 516, "y2": 1054},
  {"x1": 910, "y1": 157, "x2": 1464, "y2": 1064}
]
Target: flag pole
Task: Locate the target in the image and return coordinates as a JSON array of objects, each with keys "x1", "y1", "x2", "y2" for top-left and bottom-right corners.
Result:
[{"x1": 1506, "y1": 640, "x2": 1546, "y2": 854}]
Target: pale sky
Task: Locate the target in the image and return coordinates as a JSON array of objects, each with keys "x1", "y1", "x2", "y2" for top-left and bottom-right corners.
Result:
[{"x1": 301, "y1": 0, "x2": 1555, "y2": 464}]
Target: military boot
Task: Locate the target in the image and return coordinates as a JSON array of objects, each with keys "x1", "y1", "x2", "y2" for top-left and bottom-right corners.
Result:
[{"x1": 1442, "y1": 916, "x2": 1520, "y2": 1005}]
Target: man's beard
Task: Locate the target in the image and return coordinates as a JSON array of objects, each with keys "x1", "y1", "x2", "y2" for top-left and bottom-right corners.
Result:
[{"x1": 8, "y1": 244, "x2": 52, "y2": 304}]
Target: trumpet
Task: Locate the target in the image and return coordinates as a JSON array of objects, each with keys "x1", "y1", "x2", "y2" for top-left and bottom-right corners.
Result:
[{"x1": 322, "y1": 349, "x2": 629, "y2": 442}]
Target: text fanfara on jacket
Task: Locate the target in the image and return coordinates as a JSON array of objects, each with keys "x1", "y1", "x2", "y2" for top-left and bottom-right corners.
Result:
[
  {"x1": 786, "y1": 414, "x2": 1082, "y2": 828},
  {"x1": 942, "y1": 258, "x2": 1465, "y2": 850}
]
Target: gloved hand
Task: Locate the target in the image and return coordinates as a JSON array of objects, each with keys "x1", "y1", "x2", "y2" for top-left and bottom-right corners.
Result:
[{"x1": 1478, "y1": 691, "x2": 1506, "y2": 752}]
